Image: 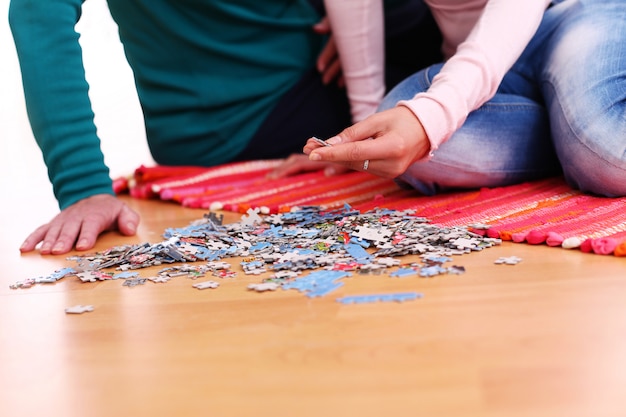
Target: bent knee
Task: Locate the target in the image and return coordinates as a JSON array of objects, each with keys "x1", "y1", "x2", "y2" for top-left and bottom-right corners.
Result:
[
  {"x1": 551, "y1": 97, "x2": 626, "y2": 197},
  {"x1": 559, "y1": 133, "x2": 626, "y2": 197},
  {"x1": 562, "y1": 163, "x2": 626, "y2": 198}
]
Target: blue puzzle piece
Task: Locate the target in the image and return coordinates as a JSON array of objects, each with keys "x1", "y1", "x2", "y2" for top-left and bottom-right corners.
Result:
[
  {"x1": 283, "y1": 270, "x2": 351, "y2": 298},
  {"x1": 423, "y1": 255, "x2": 452, "y2": 264},
  {"x1": 419, "y1": 265, "x2": 447, "y2": 277},
  {"x1": 249, "y1": 241, "x2": 272, "y2": 254},
  {"x1": 188, "y1": 245, "x2": 212, "y2": 260},
  {"x1": 114, "y1": 271, "x2": 140, "y2": 280},
  {"x1": 390, "y1": 267, "x2": 419, "y2": 278},
  {"x1": 337, "y1": 292, "x2": 423, "y2": 304},
  {"x1": 306, "y1": 281, "x2": 345, "y2": 298},
  {"x1": 344, "y1": 243, "x2": 373, "y2": 264},
  {"x1": 260, "y1": 224, "x2": 283, "y2": 238}
]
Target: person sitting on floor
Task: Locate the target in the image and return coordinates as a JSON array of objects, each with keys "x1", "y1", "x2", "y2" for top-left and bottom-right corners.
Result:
[
  {"x1": 301, "y1": 0, "x2": 626, "y2": 198},
  {"x1": 9, "y1": 0, "x2": 443, "y2": 254}
]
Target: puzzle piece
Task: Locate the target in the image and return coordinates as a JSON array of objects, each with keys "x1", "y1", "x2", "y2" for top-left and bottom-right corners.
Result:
[
  {"x1": 422, "y1": 255, "x2": 452, "y2": 264},
  {"x1": 9, "y1": 278, "x2": 35, "y2": 289},
  {"x1": 419, "y1": 265, "x2": 448, "y2": 277},
  {"x1": 450, "y1": 237, "x2": 483, "y2": 250},
  {"x1": 240, "y1": 207, "x2": 263, "y2": 226},
  {"x1": 247, "y1": 283, "x2": 281, "y2": 292},
  {"x1": 376, "y1": 257, "x2": 401, "y2": 267},
  {"x1": 356, "y1": 226, "x2": 392, "y2": 243},
  {"x1": 344, "y1": 243, "x2": 374, "y2": 264},
  {"x1": 330, "y1": 262, "x2": 360, "y2": 271},
  {"x1": 337, "y1": 292, "x2": 423, "y2": 304},
  {"x1": 494, "y1": 256, "x2": 522, "y2": 265},
  {"x1": 447, "y1": 265, "x2": 466, "y2": 275},
  {"x1": 123, "y1": 278, "x2": 147, "y2": 287},
  {"x1": 192, "y1": 280, "x2": 220, "y2": 290},
  {"x1": 34, "y1": 267, "x2": 77, "y2": 284},
  {"x1": 282, "y1": 270, "x2": 351, "y2": 298},
  {"x1": 76, "y1": 271, "x2": 98, "y2": 283},
  {"x1": 91, "y1": 271, "x2": 114, "y2": 281},
  {"x1": 272, "y1": 270, "x2": 300, "y2": 280},
  {"x1": 358, "y1": 263, "x2": 387, "y2": 274},
  {"x1": 76, "y1": 259, "x2": 100, "y2": 272},
  {"x1": 213, "y1": 270, "x2": 237, "y2": 279},
  {"x1": 311, "y1": 136, "x2": 332, "y2": 147},
  {"x1": 206, "y1": 261, "x2": 231, "y2": 270},
  {"x1": 114, "y1": 271, "x2": 140, "y2": 280},
  {"x1": 147, "y1": 276, "x2": 171, "y2": 283},
  {"x1": 65, "y1": 305, "x2": 94, "y2": 314},
  {"x1": 390, "y1": 267, "x2": 419, "y2": 278},
  {"x1": 249, "y1": 241, "x2": 272, "y2": 254}
]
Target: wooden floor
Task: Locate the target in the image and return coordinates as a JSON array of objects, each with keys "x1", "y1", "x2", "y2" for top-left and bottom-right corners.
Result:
[{"x1": 2, "y1": 195, "x2": 626, "y2": 417}]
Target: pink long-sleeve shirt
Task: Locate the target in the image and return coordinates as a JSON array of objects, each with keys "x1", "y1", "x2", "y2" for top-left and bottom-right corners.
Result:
[
  {"x1": 400, "y1": 0, "x2": 552, "y2": 156},
  {"x1": 330, "y1": 0, "x2": 552, "y2": 154}
]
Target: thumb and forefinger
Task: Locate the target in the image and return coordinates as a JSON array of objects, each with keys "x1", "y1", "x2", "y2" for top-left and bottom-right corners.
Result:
[{"x1": 307, "y1": 118, "x2": 381, "y2": 168}]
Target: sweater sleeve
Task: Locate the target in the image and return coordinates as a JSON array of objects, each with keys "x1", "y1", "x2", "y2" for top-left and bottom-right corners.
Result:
[
  {"x1": 399, "y1": 0, "x2": 552, "y2": 156},
  {"x1": 9, "y1": 0, "x2": 114, "y2": 209},
  {"x1": 324, "y1": 0, "x2": 385, "y2": 123}
]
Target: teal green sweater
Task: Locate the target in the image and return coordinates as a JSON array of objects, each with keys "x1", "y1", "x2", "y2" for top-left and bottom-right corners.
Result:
[{"x1": 9, "y1": 0, "x2": 323, "y2": 209}]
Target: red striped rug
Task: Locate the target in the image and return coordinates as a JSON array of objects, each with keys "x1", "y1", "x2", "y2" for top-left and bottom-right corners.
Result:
[{"x1": 116, "y1": 161, "x2": 626, "y2": 257}]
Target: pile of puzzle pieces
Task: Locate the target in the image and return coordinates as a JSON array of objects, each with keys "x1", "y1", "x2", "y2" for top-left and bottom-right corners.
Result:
[{"x1": 10, "y1": 205, "x2": 503, "y2": 304}]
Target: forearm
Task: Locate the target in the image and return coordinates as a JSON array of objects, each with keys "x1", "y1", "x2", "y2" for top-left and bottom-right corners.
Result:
[
  {"x1": 401, "y1": 0, "x2": 551, "y2": 153},
  {"x1": 9, "y1": 0, "x2": 113, "y2": 209},
  {"x1": 325, "y1": 0, "x2": 385, "y2": 122}
]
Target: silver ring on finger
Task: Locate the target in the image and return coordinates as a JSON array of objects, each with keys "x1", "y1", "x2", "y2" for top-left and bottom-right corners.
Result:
[{"x1": 363, "y1": 159, "x2": 370, "y2": 171}]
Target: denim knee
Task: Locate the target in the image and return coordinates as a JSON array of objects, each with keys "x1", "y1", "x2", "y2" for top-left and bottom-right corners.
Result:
[
  {"x1": 541, "y1": 0, "x2": 626, "y2": 196},
  {"x1": 553, "y1": 117, "x2": 626, "y2": 197}
]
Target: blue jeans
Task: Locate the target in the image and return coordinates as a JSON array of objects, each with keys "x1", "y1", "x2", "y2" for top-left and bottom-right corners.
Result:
[{"x1": 385, "y1": 0, "x2": 626, "y2": 197}]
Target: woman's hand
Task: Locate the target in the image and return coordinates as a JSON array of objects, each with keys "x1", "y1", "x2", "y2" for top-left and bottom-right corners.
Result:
[
  {"x1": 304, "y1": 106, "x2": 431, "y2": 177},
  {"x1": 313, "y1": 16, "x2": 345, "y2": 87},
  {"x1": 267, "y1": 153, "x2": 350, "y2": 179}
]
